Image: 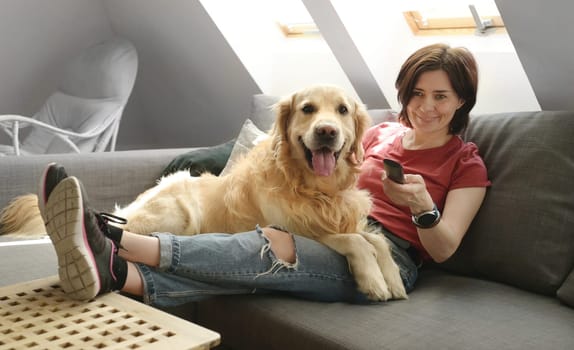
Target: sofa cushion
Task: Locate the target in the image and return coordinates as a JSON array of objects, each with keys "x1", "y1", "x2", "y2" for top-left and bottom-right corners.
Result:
[
  {"x1": 0, "y1": 148, "x2": 194, "y2": 213},
  {"x1": 195, "y1": 268, "x2": 574, "y2": 350},
  {"x1": 159, "y1": 139, "x2": 235, "y2": 178},
  {"x1": 442, "y1": 111, "x2": 574, "y2": 297}
]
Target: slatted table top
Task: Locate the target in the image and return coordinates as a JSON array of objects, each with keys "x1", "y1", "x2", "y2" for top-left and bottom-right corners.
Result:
[{"x1": 0, "y1": 276, "x2": 220, "y2": 350}]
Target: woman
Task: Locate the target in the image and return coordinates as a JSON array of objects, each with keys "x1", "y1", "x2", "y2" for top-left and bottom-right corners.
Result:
[{"x1": 41, "y1": 43, "x2": 490, "y2": 306}]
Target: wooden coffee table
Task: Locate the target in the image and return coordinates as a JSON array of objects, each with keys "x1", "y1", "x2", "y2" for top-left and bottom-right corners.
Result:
[{"x1": 0, "y1": 276, "x2": 220, "y2": 349}]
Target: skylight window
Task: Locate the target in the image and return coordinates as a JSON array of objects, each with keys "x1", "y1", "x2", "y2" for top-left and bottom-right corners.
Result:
[
  {"x1": 403, "y1": 3, "x2": 505, "y2": 36},
  {"x1": 274, "y1": 1, "x2": 319, "y2": 38},
  {"x1": 277, "y1": 22, "x2": 320, "y2": 38}
]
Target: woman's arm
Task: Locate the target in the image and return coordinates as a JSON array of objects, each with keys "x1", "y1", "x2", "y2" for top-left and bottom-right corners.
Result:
[
  {"x1": 381, "y1": 172, "x2": 486, "y2": 262},
  {"x1": 417, "y1": 187, "x2": 486, "y2": 262}
]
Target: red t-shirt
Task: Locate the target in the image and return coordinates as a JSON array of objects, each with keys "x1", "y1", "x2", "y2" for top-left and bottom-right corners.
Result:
[{"x1": 358, "y1": 122, "x2": 491, "y2": 260}]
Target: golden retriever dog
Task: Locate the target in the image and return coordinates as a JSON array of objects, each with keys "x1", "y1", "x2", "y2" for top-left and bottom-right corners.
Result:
[{"x1": 0, "y1": 85, "x2": 406, "y2": 301}]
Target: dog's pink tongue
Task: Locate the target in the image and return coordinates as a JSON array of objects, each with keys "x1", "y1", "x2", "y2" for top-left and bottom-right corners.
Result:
[{"x1": 312, "y1": 149, "x2": 336, "y2": 176}]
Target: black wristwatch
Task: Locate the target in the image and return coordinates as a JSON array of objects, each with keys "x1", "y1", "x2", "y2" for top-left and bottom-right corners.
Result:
[{"x1": 412, "y1": 204, "x2": 441, "y2": 229}]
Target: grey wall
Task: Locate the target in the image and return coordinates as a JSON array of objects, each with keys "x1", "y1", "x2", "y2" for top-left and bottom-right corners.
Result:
[
  {"x1": 495, "y1": 0, "x2": 574, "y2": 110},
  {"x1": 103, "y1": 0, "x2": 261, "y2": 150}
]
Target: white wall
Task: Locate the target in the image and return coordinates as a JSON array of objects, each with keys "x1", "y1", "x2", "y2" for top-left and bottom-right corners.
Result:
[
  {"x1": 200, "y1": 0, "x2": 357, "y2": 99},
  {"x1": 329, "y1": 0, "x2": 540, "y2": 114},
  {"x1": 202, "y1": 0, "x2": 540, "y2": 114}
]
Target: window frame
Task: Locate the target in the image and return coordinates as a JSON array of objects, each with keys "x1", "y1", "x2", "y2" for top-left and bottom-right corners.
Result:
[{"x1": 403, "y1": 10, "x2": 506, "y2": 36}]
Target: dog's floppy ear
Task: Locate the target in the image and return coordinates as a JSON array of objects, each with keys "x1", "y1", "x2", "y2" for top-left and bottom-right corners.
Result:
[
  {"x1": 350, "y1": 101, "x2": 371, "y2": 163},
  {"x1": 271, "y1": 93, "x2": 295, "y2": 146}
]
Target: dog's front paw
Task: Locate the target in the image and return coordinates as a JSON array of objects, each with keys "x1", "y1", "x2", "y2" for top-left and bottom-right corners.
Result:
[
  {"x1": 382, "y1": 263, "x2": 408, "y2": 300},
  {"x1": 362, "y1": 232, "x2": 408, "y2": 300},
  {"x1": 354, "y1": 267, "x2": 392, "y2": 301}
]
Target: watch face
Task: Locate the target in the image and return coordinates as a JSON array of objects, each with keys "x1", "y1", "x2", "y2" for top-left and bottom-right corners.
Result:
[{"x1": 418, "y1": 212, "x2": 438, "y2": 226}]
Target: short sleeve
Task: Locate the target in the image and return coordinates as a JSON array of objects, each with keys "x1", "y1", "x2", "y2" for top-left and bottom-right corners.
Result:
[{"x1": 451, "y1": 142, "x2": 491, "y2": 189}]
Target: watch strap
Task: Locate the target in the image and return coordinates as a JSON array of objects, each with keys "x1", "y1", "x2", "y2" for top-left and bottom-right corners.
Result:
[{"x1": 411, "y1": 204, "x2": 441, "y2": 229}]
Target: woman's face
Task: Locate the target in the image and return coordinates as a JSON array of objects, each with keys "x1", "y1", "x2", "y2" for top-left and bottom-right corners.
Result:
[{"x1": 406, "y1": 69, "x2": 464, "y2": 135}]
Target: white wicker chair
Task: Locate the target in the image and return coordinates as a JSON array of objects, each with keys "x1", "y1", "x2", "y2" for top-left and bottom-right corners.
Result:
[{"x1": 0, "y1": 37, "x2": 138, "y2": 156}]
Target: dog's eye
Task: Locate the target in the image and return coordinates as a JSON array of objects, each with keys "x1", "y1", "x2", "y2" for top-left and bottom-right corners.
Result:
[
  {"x1": 302, "y1": 104, "x2": 315, "y2": 114},
  {"x1": 338, "y1": 104, "x2": 349, "y2": 115}
]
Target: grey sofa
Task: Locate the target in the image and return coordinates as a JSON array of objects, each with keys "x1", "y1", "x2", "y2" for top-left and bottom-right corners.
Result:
[{"x1": 1, "y1": 109, "x2": 573, "y2": 349}]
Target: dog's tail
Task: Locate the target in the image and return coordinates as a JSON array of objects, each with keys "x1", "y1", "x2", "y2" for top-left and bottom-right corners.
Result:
[{"x1": 0, "y1": 194, "x2": 46, "y2": 238}]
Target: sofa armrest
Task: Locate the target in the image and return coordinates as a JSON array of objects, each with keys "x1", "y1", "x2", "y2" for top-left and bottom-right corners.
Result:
[{"x1": 0, "y1": 148, "x2": 194, "y2": 212}]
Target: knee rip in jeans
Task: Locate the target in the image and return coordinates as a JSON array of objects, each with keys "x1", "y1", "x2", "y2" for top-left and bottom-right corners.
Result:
[{"x1": 256, "y1": 225, "x2": 298, "y2": 277}]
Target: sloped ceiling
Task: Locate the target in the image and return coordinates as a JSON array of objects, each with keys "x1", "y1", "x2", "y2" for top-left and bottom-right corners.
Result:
[
  {"x1": 496, "y1": 0, "x2": 574, "y2": 110},
  {"x1": 104, "y1": 0, "x2": 261, "y2": 149},
  {"x1": 303, "y1": 0, "x2": 390, "y2": 109}
]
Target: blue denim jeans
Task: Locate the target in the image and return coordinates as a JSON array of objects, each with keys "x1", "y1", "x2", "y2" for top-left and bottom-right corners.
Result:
[{"x1": 135, "y1": 225, "x2": 418, "y2": 308}]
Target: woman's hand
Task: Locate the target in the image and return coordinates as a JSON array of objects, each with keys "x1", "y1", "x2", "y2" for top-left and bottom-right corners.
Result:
[
  {"x1": 382, "y1": 170, "x2": 487, "y2": 262},
  {"x1": 381, "y1": 170, "x2": 434, "y2": 213}
]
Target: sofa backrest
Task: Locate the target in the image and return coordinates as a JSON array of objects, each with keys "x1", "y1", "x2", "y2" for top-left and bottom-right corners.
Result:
[
  {"x1": 442, "y1": 111, "x2": 574, "y2": 305},
  {"x1": 251, "y1": 94, "x2": 574, "y2": 303},
  {"x1": 217, "y1": 94, "x2": 574, "y2": 306}
]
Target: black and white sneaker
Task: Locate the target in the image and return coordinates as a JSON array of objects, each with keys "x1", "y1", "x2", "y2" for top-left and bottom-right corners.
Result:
[
  {"x1": 38, "y1": 162, "x2": 126, "y2": 246},
  {"x1": 38, "y1": 162, "x2": 68, "y2": 222},
  {"x1": 44, "y1": 176, "x2": 127, "y2": 301}
]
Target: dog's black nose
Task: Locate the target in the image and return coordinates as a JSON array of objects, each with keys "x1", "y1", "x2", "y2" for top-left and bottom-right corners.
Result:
[{"x1": 315, "y1": 124, "x2": 338, "y2": 142}]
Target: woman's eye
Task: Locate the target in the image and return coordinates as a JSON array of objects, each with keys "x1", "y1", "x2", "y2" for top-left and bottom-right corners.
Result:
[
  {"x1": 302, "y1": 104, "x2": 315, "y2": 114},
  {"x1": 338, "y1": 105, "x2": 348, "y2": 115},
  {"x1": 435, "y1": 94, "x2": 447, "y2": 100},
  {"x1": 413, "y1": 91, "x2": 423, "y2": 97}
]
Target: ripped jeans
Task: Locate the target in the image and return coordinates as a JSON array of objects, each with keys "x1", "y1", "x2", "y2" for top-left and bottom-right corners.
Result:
[{"x1": 135, "y1": 225, "x2": 418, "y2": 308}]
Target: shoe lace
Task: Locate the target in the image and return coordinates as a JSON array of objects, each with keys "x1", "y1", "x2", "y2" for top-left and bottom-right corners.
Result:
[{"x1": 95, "y1": 212, "x2": 128, "y2": 251}]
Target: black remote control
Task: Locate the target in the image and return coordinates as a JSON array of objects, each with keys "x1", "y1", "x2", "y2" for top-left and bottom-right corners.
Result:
[{"x1": 383, "y1": 159, "x2": 405, "y2": 184}]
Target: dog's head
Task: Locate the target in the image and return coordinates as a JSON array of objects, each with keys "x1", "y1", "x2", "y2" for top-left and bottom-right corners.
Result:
[{"x1": 270, "y1": 85, "x2": 371, "y2": 192}]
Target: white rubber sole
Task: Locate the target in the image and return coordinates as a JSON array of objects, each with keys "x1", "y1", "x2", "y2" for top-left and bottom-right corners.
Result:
[{"x1": 44, "y1": 177, "x2": 100, "y2": 301}]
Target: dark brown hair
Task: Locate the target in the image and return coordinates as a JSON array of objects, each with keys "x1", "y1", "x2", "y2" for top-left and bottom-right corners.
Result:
[{"x1": 395, "y1": 43, "x2": 478, "y2": 134}]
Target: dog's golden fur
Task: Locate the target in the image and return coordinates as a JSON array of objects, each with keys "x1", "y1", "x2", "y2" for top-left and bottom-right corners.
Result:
[{"x1": 0, "y1": 85, "x2": 406, "y2": 300}]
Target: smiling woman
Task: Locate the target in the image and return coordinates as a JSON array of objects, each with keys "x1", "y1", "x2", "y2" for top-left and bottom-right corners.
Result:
[
  {"x1": 359, "y1": 42, "x2": 489, "y2": 264},
  {"x1": 396, "y1": 43, "x2": 478, "y2": 136},
  {"x1": 405, "y1": 70, "x2": 464, "y2": 147}
]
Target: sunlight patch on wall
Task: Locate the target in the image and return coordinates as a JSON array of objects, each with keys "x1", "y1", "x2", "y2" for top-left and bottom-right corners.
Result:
[{"x1": 200, "y1": 0, "x2": 356, "y2": 98}]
